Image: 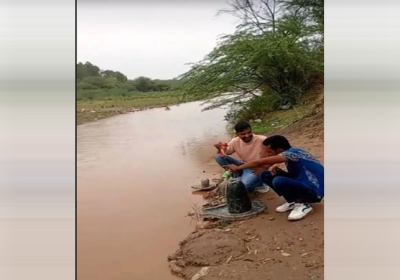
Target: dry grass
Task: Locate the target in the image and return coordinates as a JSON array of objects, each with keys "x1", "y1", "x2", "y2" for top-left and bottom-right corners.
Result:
[{"x1": 186, "y1": 204, "x2": 202, "y2": 223}]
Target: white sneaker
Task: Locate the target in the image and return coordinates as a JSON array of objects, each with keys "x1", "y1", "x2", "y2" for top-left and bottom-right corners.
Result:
[
  {"x1": 275, "y1": 202, "x2": 296, "y2": 213},
  {"x1": 255, "y1": 184, "x2": 270, "y2": 193},
  {"x1": 287, "y1": 203, "x2": 313, "y2": 221}
]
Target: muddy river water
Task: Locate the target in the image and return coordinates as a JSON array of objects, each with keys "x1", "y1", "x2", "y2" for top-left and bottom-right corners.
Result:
[{"x1": 77, "y1": 101, "x2": 230, "y2": 279}]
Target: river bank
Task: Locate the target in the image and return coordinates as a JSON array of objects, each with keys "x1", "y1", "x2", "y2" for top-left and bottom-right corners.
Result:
[
  {"x1": 168, "y1": 94, "x2": 324, "y2": 280},
  {"x1": 77, "y1": 91, "x2": 187, "y2": 124}
]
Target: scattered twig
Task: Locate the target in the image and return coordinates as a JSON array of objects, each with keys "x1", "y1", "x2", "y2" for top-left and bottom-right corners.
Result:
[{"x1": 187, "y1": 204, "x2": 201, "y2": 223}]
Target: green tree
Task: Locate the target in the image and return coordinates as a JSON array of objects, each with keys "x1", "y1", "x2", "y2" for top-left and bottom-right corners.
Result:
[
  {"x1": 101, "y1": 70, "x2": 128, "y2": 83},
  {"x1": 179, "y1": 0, "x2": 323, "y2": 111},
  {"x1": 77, "y1": 76, "x2": 118, "y2": 90},
  {"x1": 77, "y1": 61, "x2": 101, "y2": 80},
  {"x1": 132, "y1": 76, "x2": 154, "y2": 92},
  {"x1": 84, "y1": 62, "x2": 101, "y2": 77}
]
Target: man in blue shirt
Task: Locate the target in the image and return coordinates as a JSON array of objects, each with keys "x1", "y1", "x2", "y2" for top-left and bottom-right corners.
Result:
[{"x1": 224, "y1": 135, "x2": 324, "y2": 221}]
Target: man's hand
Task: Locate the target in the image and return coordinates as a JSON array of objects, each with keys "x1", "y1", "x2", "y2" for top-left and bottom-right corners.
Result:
[
  {"x1": 214, "y1": 142, "x2": 228, "y2": 156},
  {"x1": 213, "y1": 142, "x2": 223, "y2": 150},
  {"x1": 224, "y1": 164, "x2": 240, "y2": 172},
  {"x1": 269, "y1": 165, "x2": 278, "y2": 175}
]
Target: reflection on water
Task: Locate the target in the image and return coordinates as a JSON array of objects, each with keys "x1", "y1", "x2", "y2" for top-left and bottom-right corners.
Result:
[{"x1": 78, "y1": 101, "x2": 229, "y2": 280}]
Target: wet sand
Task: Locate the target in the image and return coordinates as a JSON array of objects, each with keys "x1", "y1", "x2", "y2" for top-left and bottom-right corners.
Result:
[{"x1": 77, "y1": 102, "x2": 230, "y2": 279}]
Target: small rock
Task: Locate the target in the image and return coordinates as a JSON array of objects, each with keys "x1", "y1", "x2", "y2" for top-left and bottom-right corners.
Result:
[
  {"x1": 269, "y1": 217, "x2": 275, "y2": 221},
  {"x1": 254, "y1": 119, "x2": 262, "y2": 123},
  {"x1": 167, "y1": 253, "x2": 176, "y2": 261},
  {"x1": 280, "y1": 250, "x2": 291, "y2": 257},
  {"x1": 169, "y1": 260, "x2": 183, "y2": 274},
  {"x1": 196, "y1": 221, "x2": 213, "y2": 229},
  {"x1": 299, "y1": 237, "x2": 303, "y2": 242},
  {"x1": 276, "y1": 247, "x2": 281, "y2": 250},
  {"x1": 280, "y1": 104, "x2": 292, "y2": 110},
  {"x1": 200, "y1": 178, "x2": 210, "y2": 188},
  {"x1": 192, "y1": 267, "x2": 210, "y2": 280}
]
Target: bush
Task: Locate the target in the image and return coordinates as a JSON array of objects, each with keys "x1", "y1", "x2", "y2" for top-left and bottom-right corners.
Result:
[{"x1": 224, "y1": 89, "x2": 281, "y2": 122}]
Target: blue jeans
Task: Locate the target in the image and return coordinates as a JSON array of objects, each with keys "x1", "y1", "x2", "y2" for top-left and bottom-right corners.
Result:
[
  {"x1": 260, "y1": 169, "x2": 321, "y2": 203},
  {"x1": 214, "y1": 154, "x2": 263, "y2": 192}
]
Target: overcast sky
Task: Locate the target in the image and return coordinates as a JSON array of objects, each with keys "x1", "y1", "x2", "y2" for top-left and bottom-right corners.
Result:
[{"x1": 78, "y1": 1, "x2": 238, "y2": 80}]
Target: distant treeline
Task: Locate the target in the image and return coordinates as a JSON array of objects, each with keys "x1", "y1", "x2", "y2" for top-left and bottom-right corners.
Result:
[{"x1": 77, "y1": 62, "x2": 183, "y2": 100}]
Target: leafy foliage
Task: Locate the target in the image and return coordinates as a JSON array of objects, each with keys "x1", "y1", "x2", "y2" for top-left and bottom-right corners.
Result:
[
  {"x1": 77, "y1": 62, "x2": 183, "y2": 101},
  {"x1": 178, "y1": 0, "x2": 324, "y2": 121}
]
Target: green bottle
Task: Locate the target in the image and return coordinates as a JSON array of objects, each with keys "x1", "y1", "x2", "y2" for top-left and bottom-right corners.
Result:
[{"x1": 222, "y1": 171, "x2": 232, "y2": 180}]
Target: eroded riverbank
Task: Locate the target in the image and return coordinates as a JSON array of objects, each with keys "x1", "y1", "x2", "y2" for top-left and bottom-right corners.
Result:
[{"x1": 168, "y1": 109, "x2": 324, "y2": 280}]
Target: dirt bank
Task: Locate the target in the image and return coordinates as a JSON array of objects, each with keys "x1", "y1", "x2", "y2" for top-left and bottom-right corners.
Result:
[
  {"x1": 77, "y1": 104, "x2": 174, "y2": 125},
  {"x1": 168, "y1": 107, "x2": 324, "y2": 280}
]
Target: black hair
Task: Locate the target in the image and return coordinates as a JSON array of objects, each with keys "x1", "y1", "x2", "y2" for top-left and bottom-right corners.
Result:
[
  {"x1": 234, "y1": 121, "x2": 251, "y2": 133},
  {"x1": 262, "y1": 135, "x2": 292, "y2": 150}
]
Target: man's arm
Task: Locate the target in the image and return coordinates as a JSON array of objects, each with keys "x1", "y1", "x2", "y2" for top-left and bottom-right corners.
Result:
[
  {"x1": 225, "y1": 155, "x2": 287, "y2": 171},
  {"x1": 225, "y1": 140, "x2": 235, "y2": 155}
]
